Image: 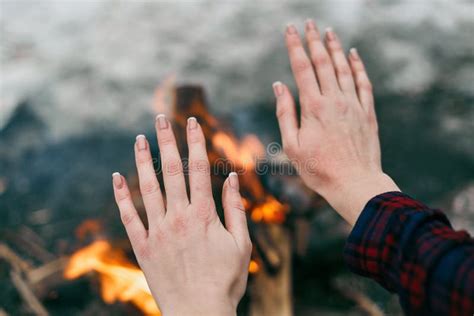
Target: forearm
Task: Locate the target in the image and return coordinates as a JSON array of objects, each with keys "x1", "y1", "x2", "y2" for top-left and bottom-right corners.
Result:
[{"x1": 343, "y1": 192, "x2": 474, "y2": 315}]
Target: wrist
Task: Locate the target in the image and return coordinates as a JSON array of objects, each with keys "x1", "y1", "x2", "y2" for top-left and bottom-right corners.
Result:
[
  {"x1": 163, "y1": 304, "x2": 235, "y2": 316},
  {"x1": 159, "y1": 294, "x2": 236, "y2": 316},
  {"x1": 319, "y1": 171, "x2": 400, "y2": 226}
]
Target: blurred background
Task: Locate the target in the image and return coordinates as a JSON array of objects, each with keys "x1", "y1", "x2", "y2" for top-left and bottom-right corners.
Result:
[{"x1": 1, "y1": 1, "x2": 473, "y2": 315}]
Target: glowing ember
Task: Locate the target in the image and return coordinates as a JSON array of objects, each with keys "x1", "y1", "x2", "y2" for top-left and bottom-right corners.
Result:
[
  {"x1": 248, "y1": 260, "x2": 260, "y2": 274},
  {"x1": 250, "y1": 195, "x2": 289, "y2": 224},
  {"x1": 64, "y1": 240, "x2": 160, "y2": 315}
]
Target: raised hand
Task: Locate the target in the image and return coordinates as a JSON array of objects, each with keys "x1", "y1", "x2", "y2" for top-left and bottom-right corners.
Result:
[
  {"x1": 274, "y1": 20, "x2": 400, "y2": 225},
  {"x1": 112, "y1": 115, "x2": 251, "y2": 315}
]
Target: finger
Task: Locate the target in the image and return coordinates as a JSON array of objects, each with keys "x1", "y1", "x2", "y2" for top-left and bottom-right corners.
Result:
[
  {"x1": 273, "y1": 81, "x2": 299, "y2": 153},
  {"x1": 348, "y1": 48, "x2": 375, "y2": 114},
  {"x1": 155, "y1": 114, "x2": 189, "y2": 208},
  {"x1": 325, "y1": 28, "x2": 357, "y2": 96},
  {"x1": 304, "y1": 19, "x2": 339, "y2": 94},
  {"x1": 186, "y1": 117, "x2": 216, "y2": 220},
  {"x1": 222, "y1": 173, "x2": 251, "y2": 254},
  {"x1": 135, "y1": 134, "x2": 165, "y2": 228},
  {"x1": 285, "y1": 23, "x2": 320, "y2": 100},
  {"x1": 113, "y1": 172, "x2": 147, "y2": 248}
]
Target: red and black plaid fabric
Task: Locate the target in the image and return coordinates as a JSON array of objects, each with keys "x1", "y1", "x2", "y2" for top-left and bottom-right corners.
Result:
[{"x1": 343, "y1": 191, "x2": 474, "y2": 316}]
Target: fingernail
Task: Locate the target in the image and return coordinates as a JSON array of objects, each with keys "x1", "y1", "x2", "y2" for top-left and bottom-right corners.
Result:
[
  {"x1": 187, "y1": 117, "x2": 198, "y2": 130},
  {"x1": 326, "y1": 27, "x2": 336, "y2": 41},
  {"x1": 229, "y1": 172, "x2": 239, "y2": 190},
  {"x1": 350, "y1": 48, "x2": 359, "y2": 60},
  {"x1": 156, "y1": 114, "x2": 168, "y2": 130},
  {"x1": 272, "y1": 81, "x2": 284, "y2": 97},
  {"x1": 136, "y1": 134, "x2": 147, "y2": 151},
  {"x1": 286, "y1": 23, "x2": 297, "y2": 35},
  {"x1": 305, "y1": 19, "x2": 316, "y2": 31},
  {"x1": 112, "y1": 172, "x2": 123, "y2": 189}
]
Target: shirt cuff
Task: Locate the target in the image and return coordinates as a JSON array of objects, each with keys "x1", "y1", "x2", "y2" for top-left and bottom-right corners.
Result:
[{"x1": 342, "y1": 191, "x2": 447, "y2": 291}]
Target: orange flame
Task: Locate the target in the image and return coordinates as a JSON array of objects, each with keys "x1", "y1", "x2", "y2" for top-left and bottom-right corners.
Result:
[
  {"x1": 211, "y1": 131, "x2": 288, "y2": 223},
  {"x1": 212, "y1": 132, "x2": 265, "y2": 171},
  {"x1": 64, "y1": 240, "x2": 160, "y2": 315},
  {"x1": 250, "y1": 195, "x2": 289, "y2": 224}
]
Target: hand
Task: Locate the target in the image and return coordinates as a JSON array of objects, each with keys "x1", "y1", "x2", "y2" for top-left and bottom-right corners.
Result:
[
  {"x1": 112, "y1": 115, "x2": 251, "y2": 315},
  {"x1": 274, "y1": 20, "x2": 399, "y2": 225}
]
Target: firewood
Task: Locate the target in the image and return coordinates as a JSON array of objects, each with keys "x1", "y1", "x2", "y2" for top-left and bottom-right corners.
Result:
[
  {"x1": 27, "y1": 257, "x2": 69, "y2": 298},
  {"x1": 3, "y1": 229, "x2": 55, "y2": 263},
  {"x1": 333, "y1": 281, "x2": 385, "y2": 316},
  {"x1": 250, "y1": 222, "x2": 282, "y2": 274},
  {"x1": 10, "y1": 271, "x2": 49, "y2": 316},
  {"x1": 249, "y1": 225, "x2": 292, "y2": 316},
  {"x1": 0, "y1": 242, "x2": 32, "y2": 273}
]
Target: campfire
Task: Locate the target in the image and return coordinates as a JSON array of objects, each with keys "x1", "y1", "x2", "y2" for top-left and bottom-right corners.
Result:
[
  {"x1": 0, "y1": 83, "x2": 385, "y2": 316},
  {"x1": 0, "y1": 83, "x2": 328, "y2": 315}
]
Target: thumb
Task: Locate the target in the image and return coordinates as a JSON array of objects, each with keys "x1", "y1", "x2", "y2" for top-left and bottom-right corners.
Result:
[{"x1": 222, "y1": 172, "x2": 252, "y2": 254}]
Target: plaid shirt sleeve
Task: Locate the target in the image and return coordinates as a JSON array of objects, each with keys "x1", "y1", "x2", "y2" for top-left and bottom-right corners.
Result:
[{"x1": 343, "y1": 191, "x2": 474, "y2": 316}]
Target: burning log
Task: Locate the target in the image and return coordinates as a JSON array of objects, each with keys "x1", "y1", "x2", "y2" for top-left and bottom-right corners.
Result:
[
  {"x1": 249, "y1": 221, "x2": 283, "y2": 274},
  {"x1": 249, "y1": 224, "x2": 292, "y2": 316},
  {"x1": 28, "y1": 258, "x2": 68, "y2": 298}
]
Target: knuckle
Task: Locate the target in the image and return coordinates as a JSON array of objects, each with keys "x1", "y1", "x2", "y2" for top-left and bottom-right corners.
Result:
[
  {"x1": 311, "y1": 53, "x2": 330, "y2": 66},
  {"x1": 287, "y1": 37, "x2": 301, "y2": 48},
  {"x1": 159, "y1": 135, "x2": 175, "y2": 146},
  {"x1": 354, "y1": 63, "x2": 365, "y2": 71},
  {"x1": 328, "y1": 42, "x2": 343, "y2": 52},
  {"x1": 368, "y1": 112, "x2": 378, "y2": 128},
  {"x1": 140, "y1": 180, "x2": 160, "y2": 196},
  {"x1": 276, "y1": 104, "x2": 289, "y2": 119},
  {"x1": 243, "y1": 238, "x2": 253, "y2": 254},
  {"x1": 362, "y1": 82, "x2": 373, "y2": 91},
  {"x1": 164, "y1": 160, "x2": 183, "y2": 176},
  {"x1": 188, "y1": 132, "x2": 204, "y2": 144},
  {"x1": 189, "y1": 159, "x2": 210, "y2": 174},
  {"x1": 134, "y1": 243, "x2": 150, "y2": 260},
  {"x1": 283, "y1": 142, "x2": 297, "y2": 158},
  {"x1": 336, "y1": 66, "x2": 352, "y2": 77},
  {"x1": 116, "y1": 191, "x2": 132, "y2": 202},
  {"x1": 356, "y1": 78, "x2": 372, "y2": 91},
  {"x1": 121, "y1": 211, "x2": 137, "y2": 226},
  {"x1": 195, "y1": 202, "x2": 213, "y2": 222},
  {"x1": 136, "y1": 154, "x2": 153, "y2": 165},
  {"x1": 292, "y1": 59, "x2": 311, "y2": 73},
  {"x1": 154, "y1": 227, "x2": 167, "y2": 243},
  {"x1": 335, "y1": 98, "x2": 348, "y2": 109},
  {"x1": 231, "y1": 200, "x2": 246, "y2": 213},
  {"x1": 307, "y1": 31, "x2": 320, "y2": 41},
  {"x1": 171, "y1": 215, "x2": 188, "y2": 234}
]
